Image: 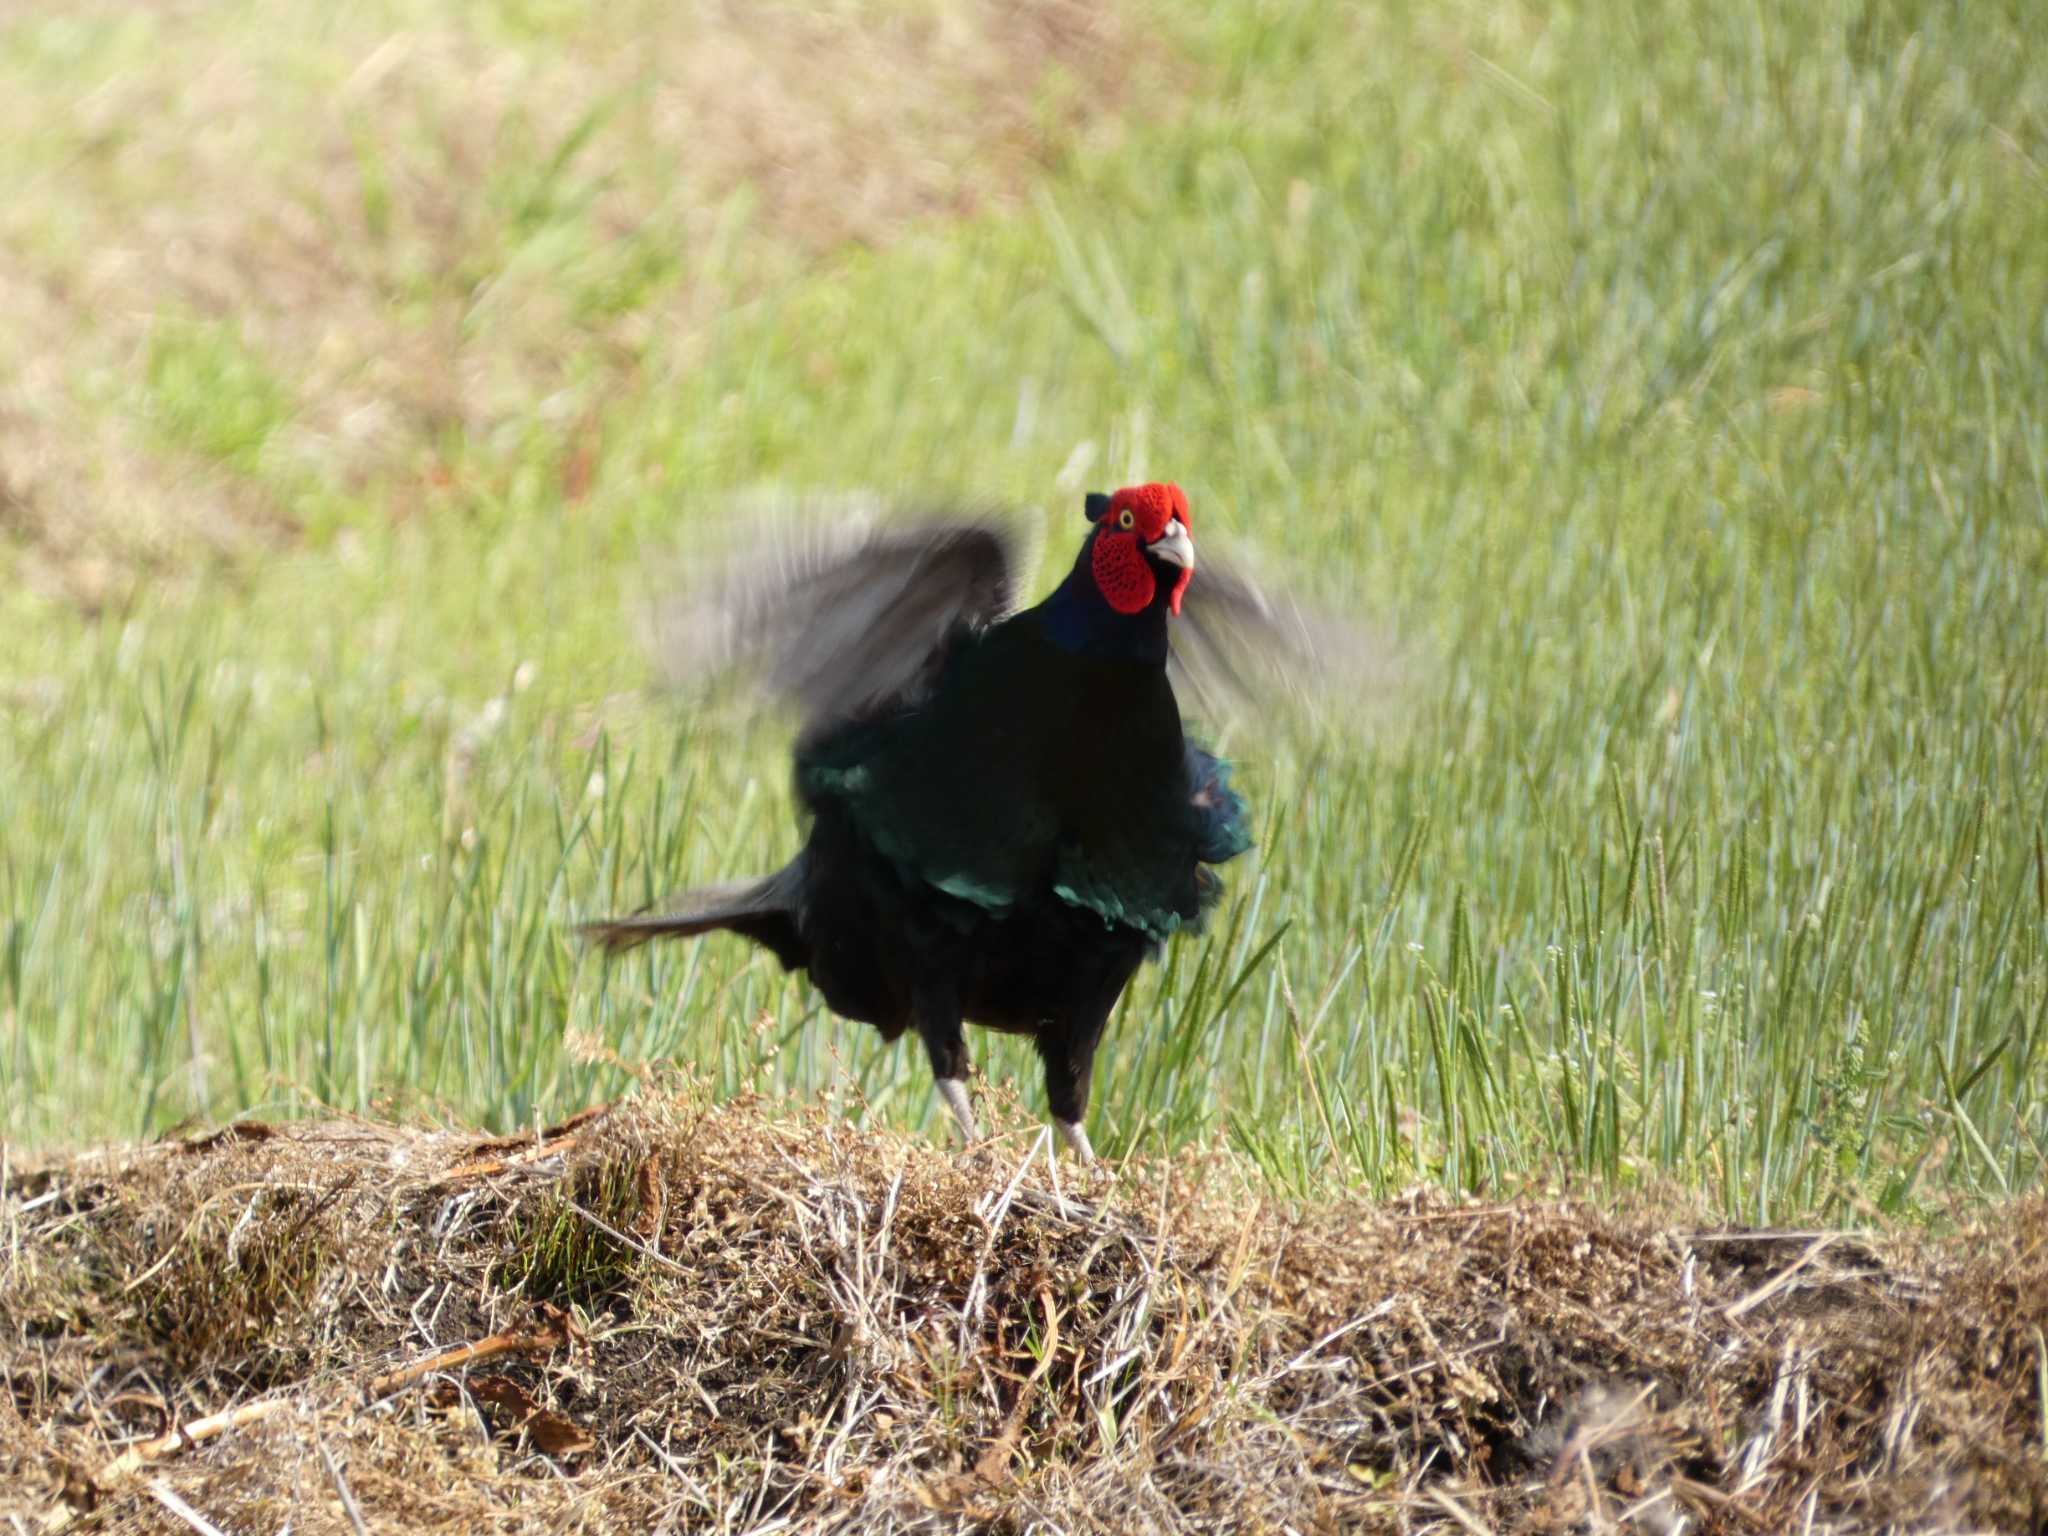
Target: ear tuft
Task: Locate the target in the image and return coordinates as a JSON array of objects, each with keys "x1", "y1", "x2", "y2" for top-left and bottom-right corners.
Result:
[{"x1": 1083, "y1": 492, "x2": 1111, "y2": 523}]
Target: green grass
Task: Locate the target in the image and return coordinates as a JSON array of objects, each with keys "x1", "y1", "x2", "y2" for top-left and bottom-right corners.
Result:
[{"x1": 4, "y1": 0, "x2": 2046, "y2": 1223}]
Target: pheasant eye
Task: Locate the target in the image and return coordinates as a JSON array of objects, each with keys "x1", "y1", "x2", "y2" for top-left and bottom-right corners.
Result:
[{"x1": 1117, "y1": 509, "x2": 1134, "y2": 530}]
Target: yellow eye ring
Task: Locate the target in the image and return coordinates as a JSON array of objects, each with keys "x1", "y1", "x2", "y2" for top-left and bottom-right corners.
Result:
[{"x1": 1117, "y1": 508, "x2": 1135, "y2": 530}]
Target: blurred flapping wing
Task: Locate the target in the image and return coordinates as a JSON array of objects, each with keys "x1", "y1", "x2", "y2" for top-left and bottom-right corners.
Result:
[
  {"x1": 652, "y1": 499, "x2": 1038, "y2": 739},
  {"x1": 1170, "y1": 540, "x2": 1401, "y2": 735}
]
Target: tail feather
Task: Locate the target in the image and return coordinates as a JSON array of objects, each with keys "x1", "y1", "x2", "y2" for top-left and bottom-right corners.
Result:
[{"x1": 579, "y1": 865, "x2": 806, "y2": 970}]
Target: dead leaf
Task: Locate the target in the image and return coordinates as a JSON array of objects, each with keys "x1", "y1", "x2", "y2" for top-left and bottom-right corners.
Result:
[
  {"x1": 465, "y1": 1375, "x2": 539, "y2": 1420},
  {"x1": 177, "y1": 1122, "x2": 281, "y2": 1153},
  {"x1": 526, "y1": 1410, "x2": 596, "y2": 1459}
]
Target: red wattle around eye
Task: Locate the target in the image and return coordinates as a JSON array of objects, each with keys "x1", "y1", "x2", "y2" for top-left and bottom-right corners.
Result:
[{"x1": 1091, "y1": 532, "x2": 1155, "y2": 614}]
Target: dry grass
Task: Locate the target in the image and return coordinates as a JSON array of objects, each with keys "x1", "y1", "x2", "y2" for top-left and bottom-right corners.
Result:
[
  {"x1": 0, "y1": 0, "x2": 1150, "y2": 607},
  {"x1": 5, "y1": 1090, "x2": 2046, "y2": 1534}
]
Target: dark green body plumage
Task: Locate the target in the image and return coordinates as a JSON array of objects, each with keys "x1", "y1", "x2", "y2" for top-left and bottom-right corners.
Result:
[
  {"x1": 585, "y1": 486, "x2": 1254, "y2": 1155},
  {"x1": 798, "y1": 601, "x2": 1247, "y2": 942}
]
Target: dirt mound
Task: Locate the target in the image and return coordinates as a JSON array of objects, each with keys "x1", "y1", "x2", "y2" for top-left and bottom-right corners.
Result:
[{"x1": 4, "y1": 1092, "x2": 2045, "y2": 1533}]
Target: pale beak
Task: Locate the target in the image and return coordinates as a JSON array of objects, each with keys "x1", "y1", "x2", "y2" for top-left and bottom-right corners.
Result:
[{"x1": 1148, "y1": 517, "x2": 1194, "y2": 571}]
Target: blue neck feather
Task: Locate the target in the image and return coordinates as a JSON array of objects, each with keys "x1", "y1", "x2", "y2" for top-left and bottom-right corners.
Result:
[{"x1": 1034, "y1": 540, "x2": 1171, "y2": 664}]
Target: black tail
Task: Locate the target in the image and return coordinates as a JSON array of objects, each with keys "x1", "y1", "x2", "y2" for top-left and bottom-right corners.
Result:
[{"x1": 579, "y1": 862, "x2": 807, "y2": 971}]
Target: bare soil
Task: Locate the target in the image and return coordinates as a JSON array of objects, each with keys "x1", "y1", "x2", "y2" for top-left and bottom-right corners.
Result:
[{"x1": 4, "y1": 1090, "x2": 2045, "y2": 1533}]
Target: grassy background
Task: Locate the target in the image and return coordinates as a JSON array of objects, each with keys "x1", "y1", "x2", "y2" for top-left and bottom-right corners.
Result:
[{"x1": 3, "y1": 0, "x2": 2045, "y2": 1223}]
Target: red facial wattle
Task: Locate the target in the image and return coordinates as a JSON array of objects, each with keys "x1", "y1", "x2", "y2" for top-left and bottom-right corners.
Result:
[
  {"x1": 1164, "y1": 561, "x2": 1191, "y2": 616},
  {"x1": 1088, "y1": 481, "x2": 1194, "y2": 616},
  {"x1": 1092, "y1": 532, "x2": 1156, "y2": 614}
]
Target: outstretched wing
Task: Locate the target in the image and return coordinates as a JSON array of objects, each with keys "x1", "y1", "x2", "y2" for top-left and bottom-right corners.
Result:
[
  {"x1": 651, "y1": 497, "x2": 1041, "y2": 739},
  {"x1": 1170, "y1": 539, "x2": 1402, "y2": 734},
  {"x1": 651, "y1": 494, "x2": 1399, "y2": 740}
]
